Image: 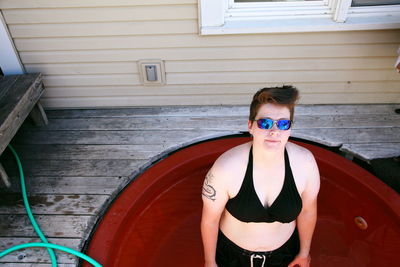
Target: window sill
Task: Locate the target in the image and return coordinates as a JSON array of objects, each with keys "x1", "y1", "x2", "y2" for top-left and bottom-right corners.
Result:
[{"x1": 200, "y1": 13, "x2": 400, "y2": 35}]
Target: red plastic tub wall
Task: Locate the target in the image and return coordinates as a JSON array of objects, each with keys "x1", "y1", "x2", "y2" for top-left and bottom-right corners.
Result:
[{"x1": 84, "y1": 137, "x2": 400, "y2": 267}]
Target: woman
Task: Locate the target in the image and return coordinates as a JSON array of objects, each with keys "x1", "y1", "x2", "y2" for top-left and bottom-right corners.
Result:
[{"x1": 201, "y1": 86, "x2": 320, "y2": 267}]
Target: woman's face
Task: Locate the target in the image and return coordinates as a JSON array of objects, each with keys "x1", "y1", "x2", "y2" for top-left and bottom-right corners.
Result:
[{"x1": 248, "y1": 103, "x2": 292, "y2": 151}]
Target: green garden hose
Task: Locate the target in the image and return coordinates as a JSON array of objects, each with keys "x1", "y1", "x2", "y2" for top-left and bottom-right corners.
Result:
[
  {"x1": 6, "y1": 144, "x2": 57, "y2": 266},
  {"x1": 0, "y1": 145, "x2": 102, "y2": 267},
  {"x1": 0, "y1": 243, "x2": 101, "y2": 267}
]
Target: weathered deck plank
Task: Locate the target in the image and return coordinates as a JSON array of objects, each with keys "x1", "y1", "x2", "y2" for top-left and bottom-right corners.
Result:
[
  {"x1": 0, "y1": 215, "x2": 91, "y2": 238},
  {"x1": 0, "y1": 104, "x2": 398, "y2": 266},
  {"x1": 0, "y1": 264, "x2": 75, "y2": 267},
  {"x1": 0, "y1": 194, "x2": 109, "y2": 215},
  {"x1": 13, "y1": 129, "x2": 231, "y2": 145},
  {"x1": 12, "y1": 128, "x2": 399, "y2": 157},
  {"x1": 1, "y1": 158, "x2": 147, "y2": 177},
  {"x1": 341, "y1": 143, "x2": 400, "y2": 160},
  {"x1": 0, "y1": 237, "x2": 80, "y2": 265},
  {"x1": 294, "y1": 128, "x2": 400, "y2": 146},
  {"x1": 19, "y1": 114, "x2": 400, "y2": 131},
  {"x1": 11, "y1": 144, "x2": 166, "y2": 160},
  {"x1": 0, "y1": 264, "x2": 76, "y2": 267},
  {"x1": 0, "y1": 176, "x2": 128, "y2": 195},
  {"x1": 45, "y1": 104, "x2": 398, "y2": 118}
]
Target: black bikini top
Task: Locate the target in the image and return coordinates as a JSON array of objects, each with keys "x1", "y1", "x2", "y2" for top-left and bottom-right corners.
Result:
[{"x1": 225, "y1": 146, "x2": 302, "y2": 223}]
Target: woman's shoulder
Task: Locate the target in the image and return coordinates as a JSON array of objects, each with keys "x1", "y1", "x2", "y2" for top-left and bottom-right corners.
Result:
[
  {"x1": 286, "y1": 142, "x2": 320, "y2": 196},
  {"x1": 212, "y1": 141, "x2": 251, "y2": 174},
  {"x1": 286, "y1": 141, "x2": 315, "y2": 163},
  {"x1": 286, "y1": 141, "x2": 320, "y2": 183}
]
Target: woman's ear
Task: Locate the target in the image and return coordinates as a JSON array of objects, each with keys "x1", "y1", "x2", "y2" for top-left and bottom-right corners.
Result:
[{"x1": 248, "y1": 120, "x2": 253, "y2": 135}]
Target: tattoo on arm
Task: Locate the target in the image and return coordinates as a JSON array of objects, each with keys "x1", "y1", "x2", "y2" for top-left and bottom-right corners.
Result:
[{"x1": 202, "y1": 171, "x2": 216, "y2": 201}]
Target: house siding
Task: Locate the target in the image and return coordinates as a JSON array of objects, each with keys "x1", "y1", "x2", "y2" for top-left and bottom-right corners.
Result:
[{"x1": 1, "y1": 0, "x2": 399, "y2": 108}]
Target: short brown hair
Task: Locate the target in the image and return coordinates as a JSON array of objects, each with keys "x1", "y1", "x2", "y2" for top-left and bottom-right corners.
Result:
[{"x1": 249, "y1": 85, "x2": 299, "y2": 121}]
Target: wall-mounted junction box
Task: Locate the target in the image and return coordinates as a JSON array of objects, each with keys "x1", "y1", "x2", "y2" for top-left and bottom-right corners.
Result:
[{"x1": 138, "y1": 60, "x2": 166, "y2": 85}]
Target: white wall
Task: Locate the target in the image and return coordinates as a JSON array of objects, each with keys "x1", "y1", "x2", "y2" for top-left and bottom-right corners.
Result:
[{"x1": 1, "y1": 0, "x2": 399, "y2": 108}]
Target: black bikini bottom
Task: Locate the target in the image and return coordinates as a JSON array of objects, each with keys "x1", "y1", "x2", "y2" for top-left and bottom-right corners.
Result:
[{"x1": 216, "y1": 228, "x2": 300, "y2": 267}]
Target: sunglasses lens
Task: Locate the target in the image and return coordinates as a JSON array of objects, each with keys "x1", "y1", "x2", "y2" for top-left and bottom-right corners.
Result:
[
  {"x1": 257, "y1": 118, "x2": 273, "y2": 129},
  {"x1": 277, "y1": 120, "x2": 291, "y2": 130}
]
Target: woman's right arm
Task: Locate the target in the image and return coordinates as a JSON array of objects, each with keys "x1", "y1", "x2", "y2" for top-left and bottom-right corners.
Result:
[{"x1": 201, "y1": 165, "x2": 230, "y2": 267}]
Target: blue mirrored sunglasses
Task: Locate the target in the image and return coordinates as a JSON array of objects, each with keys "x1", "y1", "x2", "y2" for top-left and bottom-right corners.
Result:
[{"x1": 255, "y1": 118, "x2": 292, "y2": 131}]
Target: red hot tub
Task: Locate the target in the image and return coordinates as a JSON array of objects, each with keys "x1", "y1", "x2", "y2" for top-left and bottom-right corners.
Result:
[{"x1": 84, "y1": 137, "x2": 400, "y2": 267}]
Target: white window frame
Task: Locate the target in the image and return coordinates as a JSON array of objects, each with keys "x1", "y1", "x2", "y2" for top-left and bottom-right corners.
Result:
[{"x1": 198, "y1": 0, "x2": 400, "y2": 35}]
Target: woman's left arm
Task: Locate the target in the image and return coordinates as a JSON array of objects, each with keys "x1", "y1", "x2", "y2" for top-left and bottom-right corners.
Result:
[{"x1": 288, "y1": 150, "x2": 320, "y2": 267}]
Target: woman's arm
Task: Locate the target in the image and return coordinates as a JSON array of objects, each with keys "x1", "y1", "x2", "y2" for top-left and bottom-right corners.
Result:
[
  {"x1": 289, "y1": 150, "x2": 320, "y2": 267},
  {"x1": 201, "y1": 166, "x2": 230, "y2": 267}
]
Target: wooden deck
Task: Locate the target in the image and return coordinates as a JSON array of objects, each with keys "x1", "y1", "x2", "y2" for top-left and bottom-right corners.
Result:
[{"x1": 0, "y1": 104, "x2": 399, "y2": 266}]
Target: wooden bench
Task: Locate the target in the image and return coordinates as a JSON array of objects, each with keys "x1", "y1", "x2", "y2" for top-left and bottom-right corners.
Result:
[{"x1": 0, "y1": 73, "x2": 48, "y2": 188}]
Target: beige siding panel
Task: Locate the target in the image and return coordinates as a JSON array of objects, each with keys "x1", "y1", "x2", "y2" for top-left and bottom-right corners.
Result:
[
  {"x1": 9, "y1": 20, "x2": 198, "y2": 38},
  {"x1": 25, "y1": 62, "x2": 139, "y2": 75},
  {"x1": 24, "y1": 58, "x2": 395, "y2": 75},
  {"x1": 0, "y1": 0, "x2": 196, "y2": 9},
  {"x1": 19, "y1": 44, "x2": 398, "y2": 64},
  {"x1": 167, "y1": 70, "x2": 400, "y2": 84},
  {"x1": 2, "y1": 5, "x2": 197, "y2": 24},
  {"x1": 43, "y1": 74, "x2": 141, "y2": 87},
  {"x1": 10, "y1": 23, "x2": 399, "y2": 41},
  {"x1": 166, "y1": 58, "x2": 396, "y2": 72},
  {"x1": 13, "y1": 30, "x2": 400, "y2": 51},
  {"x1": 42, "y1": 82, "x2": 400, "y2": 98},
  {"x1": 40, "y1": 93, "x2": 400, "y2": 109},
  {"x1": 40, "y1": 70, "x2": 399, "y2": 87},
  {"x1": 40, "y1": 95, "x2": 254, "y2": 108}
]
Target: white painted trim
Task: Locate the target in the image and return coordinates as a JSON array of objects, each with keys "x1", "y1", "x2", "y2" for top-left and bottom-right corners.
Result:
[
  {"x1": 201, "y1": 16, "x2": 400, "y2": 35},
  {"x1": 334, "y1": 0, "x2": 353, "y2": 22},
  {"x1": 199, "y1": 0, "x2": 400, "y2": 35},
  {"x1": 198, "y1": 0, "x2": 225, "y2": 27},
  {"x1": 0, "y1": 11, "x2": 24, "y2": 75}
]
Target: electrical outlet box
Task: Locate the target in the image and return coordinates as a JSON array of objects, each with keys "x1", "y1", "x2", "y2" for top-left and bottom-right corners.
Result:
[{"x1": 138, "y1": 60, "x2": 165, "y2": 85}]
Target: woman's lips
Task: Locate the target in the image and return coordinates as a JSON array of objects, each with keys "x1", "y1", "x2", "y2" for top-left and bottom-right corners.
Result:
[{"x1": 265, "y1": 139, "x2": 280, "y2": 143}]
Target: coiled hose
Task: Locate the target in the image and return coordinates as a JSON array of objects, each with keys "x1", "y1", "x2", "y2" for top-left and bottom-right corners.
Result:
[{"x1": 0, "y1": 145, "x2": 102, "y2": 267}]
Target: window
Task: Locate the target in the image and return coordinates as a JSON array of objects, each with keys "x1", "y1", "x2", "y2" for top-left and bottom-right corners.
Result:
[
  {"x1": 235, "y1": 0, "x2": 319, "y2": 2},
  {"x1": 198, "y1": 0, "x2": 400, "y2": 34},
  {"x1": 352, "y1": 0, "x2": 400, "y2": 6}
]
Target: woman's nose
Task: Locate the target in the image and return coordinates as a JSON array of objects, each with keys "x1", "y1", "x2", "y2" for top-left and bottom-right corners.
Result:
[{"x1": 269, "y1": 129, "x2": 279, "y2": 136}]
